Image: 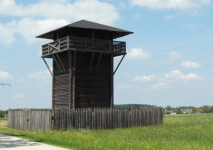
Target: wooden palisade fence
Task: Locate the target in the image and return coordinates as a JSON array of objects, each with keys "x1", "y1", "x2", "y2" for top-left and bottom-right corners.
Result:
[{"x1": 8, "y1": 107, "x2": 163, "y2": 131}]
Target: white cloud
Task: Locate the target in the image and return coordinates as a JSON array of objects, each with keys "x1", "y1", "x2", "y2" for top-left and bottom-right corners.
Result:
[
  {"x1": 187, "y1": 94, "x2": 195, "y2": 97},
  {"x1": 168, "y1": 51, "x2": 184, "y2": 61},
  {"x1": 38, "y1": 49, "x2": 42, "y2": 56},
  {"x1": 165, "y1": 70, "x2": 202, "y2": 80},
  {"x1": 13, "y1": 94, "x2": 25, "y2": 98},
  {"x1": 43, "y1": 0, "x2": 68, "y2": 2},
  {"x1": 133, "y1": 75, "x2": 156, "y2": 82},
  {"x1": 118, "y1": 2, "x2": 126, "y2": 9},
  {"x1": 0, "y1": 0, "x2": 120, "y2": 45},
  {"x1": 28, "y1": 68, "x2": 52, "y2": 82},
  {"x1": 0, "y1": 71, "x2": 13, "y2": 80},
  {"x1": 118, "y1": 84, "x2": 132, "y2": 89},
  {"x1": 0, "y1": 23, "x2": 15, "y2": 45},
  {"x1": 130, "y1": 0, "x2": 210, "y2": 10},
  {"x1": 15, "y1": 18, "x2": 69, "y2": 43},
  {"x1": 0, "y1": 0, "x2": 119, "y2": 25},
  {"x1": 165, "y1": 70, "x2": 182, "y2": 78},
  {"x1": 164, "y1": 15, "x2": 174, "y2": 20},
  {"x1": 127, "y1": 48, "x2": 151, "y2": 60},
  {"x1": 152, "y1": 83, "x2": 169, "y2": 89},
  {"x1": 134, "y1": 14, "x2": 141, "y2": 18},
  {"x1": 19, "y1": 78, "x2": 25, "y2": 82},
  {"x1": 180, "y1": 61, "x2": 201, "y2": 69},
  {"x1": 177, "y1": 73, "x2": 202, "y2": 80}
]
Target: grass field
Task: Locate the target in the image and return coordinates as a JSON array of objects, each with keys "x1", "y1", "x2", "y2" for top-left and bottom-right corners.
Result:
[{"x1": 0, "y1": 114, "x2": 213, "y2": 150}]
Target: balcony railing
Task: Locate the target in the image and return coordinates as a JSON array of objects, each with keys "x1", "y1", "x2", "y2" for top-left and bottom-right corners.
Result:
[{"x1": 42, "y1": 36, "x2": 126, "y2": 57}]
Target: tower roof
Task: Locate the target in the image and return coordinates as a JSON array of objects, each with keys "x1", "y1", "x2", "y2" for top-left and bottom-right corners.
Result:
[{"x1": 36, "y1": 20, "x2": 133, "y2": 40}]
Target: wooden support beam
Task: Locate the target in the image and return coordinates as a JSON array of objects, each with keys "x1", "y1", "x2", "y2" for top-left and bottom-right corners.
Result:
[
  {"x1": 73, "y1": 51, "x2": 76, "y2": 109},
  {"x1": 68, "y1": 51, "x2": 72, "y2": 109},
  {"x1": 56, "y1": 54, "x2": 66, "y2": 71},
  {"x1": 42, "y1": 58, "x2": 53, "y2": 76},
  {"x1": 67, "y1": 36, "x2": 69, "y2": 49},
  {"x1": 96, "y1": 53, "x2": 102, "y2": 71},
  {"x1": 52, "y1": 55, "x2": 62, "y2": 72},
  {"x1": 42, "y1": 48, "x2": 126, "y2": 58},
  {"x1": 89, "y1": 52, "x2": 95, "y2": 71},
  {"x1": 52, "y1": 59, "x2": 55, "y2": 110},
  {"x1": 111, "y1": 54, "x2": 114, "y2": 108},
  {"x1": 92, "y1": 29, "x2": 94, "y2": 39},
  {"x1": 113, "y1": 55, "x2": 125, "y2": 75},
  {"x1": 48, "y1": 44, "x2": 50, "y2": 54}
]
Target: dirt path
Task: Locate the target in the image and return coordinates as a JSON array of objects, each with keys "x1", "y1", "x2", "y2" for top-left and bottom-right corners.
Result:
[{"x1": 0, "y1": 134, "x2": 70, "y2": 150}]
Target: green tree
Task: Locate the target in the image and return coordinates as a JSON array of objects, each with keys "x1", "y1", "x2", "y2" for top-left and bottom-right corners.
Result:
[
  {"x1": 210, "y1": 106, "x2": 213, "y2": 113},
  {"x1": 202, "y1": 105, "x2": 210, "y2": 113},
  {"x1": 0, "y1": 110, "x2": 3, "y2": 118},
  {"x1": 176, "y1": 108, "x2": 182, "y2": 114},
  {"x1": 189, "y1": 106, "x2": 198, "y2": 113},
  {"x1": 165, "y1": 105, "x2": 172, "y2": 110}
]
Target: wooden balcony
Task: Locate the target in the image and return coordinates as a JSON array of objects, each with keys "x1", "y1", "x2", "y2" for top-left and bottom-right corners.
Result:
[{"x1": 42, "y1": 36, "x2": 126, "y2": 57}]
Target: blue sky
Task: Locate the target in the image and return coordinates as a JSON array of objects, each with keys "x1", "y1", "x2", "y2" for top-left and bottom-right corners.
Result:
[{"x1": 0, "y1": 0, "x2": 213, "y2": 110}]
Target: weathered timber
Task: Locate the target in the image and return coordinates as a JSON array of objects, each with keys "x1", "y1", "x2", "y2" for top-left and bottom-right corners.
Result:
[
  {"x1": 38, "y1": 20, "x2": 133, "y2": 110},
  {"x1": 8, "y1": 107, "x2": 163, "y2": 131}
]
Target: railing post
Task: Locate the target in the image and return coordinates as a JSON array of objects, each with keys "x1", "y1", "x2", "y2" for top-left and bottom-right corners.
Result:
[
  {"x1": 48, "y1": 44, "x2": 50, "y2": 54},
  {"x1": 59, "y1": 39, "x2": 60, "y2": 51},
  {"x1": 67, "y1": 36, "x2": 69, "y2": 49},
  {"x1": 124, "y1": 42, "x2": 126, "y2": 53}
]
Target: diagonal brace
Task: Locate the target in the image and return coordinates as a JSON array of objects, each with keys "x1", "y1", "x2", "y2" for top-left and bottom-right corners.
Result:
[
  {"x1": 89, "y1": 52, "x2": 95, "y2": 71},
  {"x1": 113, "y1": 55, "x2": 125, "y2": 75},
  {"x1": 49, "y1": 44, "x2": 60, "y2": 52},
  {"x1": 53, "y1": 55, "x2": 62, "y2": 72},
  {"x1": 43, "y1": 58, "x2": 53, "y2": 76},
  {"x1": 96, "y1": 53, "x2": 102, "y2": 71},
  {"x1": 56, "y1": 54, "x2": 66, "y2": 71}
]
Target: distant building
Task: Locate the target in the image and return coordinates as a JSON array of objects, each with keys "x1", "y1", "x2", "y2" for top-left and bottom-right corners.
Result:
[
  {"x1": 4, "y1": 114, "x2": 7, "y2": 118},
  {"x1": 198, "y1": 109, "x2": 202, "y2": 112},
  {"x1": 167, "y1": 110, "x2": 174, "y2": 113},
  {"x1": 181, "y1": 109, "x2": 192, "y2": 113}
]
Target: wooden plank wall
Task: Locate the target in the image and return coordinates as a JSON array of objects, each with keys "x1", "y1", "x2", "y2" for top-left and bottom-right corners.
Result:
[
  {"x1": 53, "y1": 52, "x2": 70, "y2": 109},
  {"x1": 75, "y1": 52, "x2": 111, "y2": 108},
  {"x1": 8, "y1": 107, "x2": 163, "y2": 131},
  {"x1": 53, "y1": 51, "x2": 112, "y2": 109},
  {"x1": 8, "y1": 109, "x2": 51, "y2": 131}
]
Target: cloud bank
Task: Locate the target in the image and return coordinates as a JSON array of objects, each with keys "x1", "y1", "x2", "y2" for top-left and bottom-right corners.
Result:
[
  {"x1": 130, "y1": 0, "x2": 210, "y2": 10},
  {"x1": 0, "y1": 0, "x2": 120, "y2": 45},
  {"x1": 127, "y1": 48, "x2": 151, "y2": 60}
]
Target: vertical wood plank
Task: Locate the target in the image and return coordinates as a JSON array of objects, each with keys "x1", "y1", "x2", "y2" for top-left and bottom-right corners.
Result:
[
  {"x1": 68, "y1": 51, "x2": 72, "y2": 109},
  {"x1": 73, "y1": 51, "x2": 76, "y2": 109},
  {"x1": 111, "y1": 54, "x2": 114, "y2": 108}
]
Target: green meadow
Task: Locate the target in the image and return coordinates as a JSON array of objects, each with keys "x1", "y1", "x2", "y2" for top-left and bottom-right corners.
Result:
[{"x1": 1, "y1": 114, "x2": 213, "y2": 150}]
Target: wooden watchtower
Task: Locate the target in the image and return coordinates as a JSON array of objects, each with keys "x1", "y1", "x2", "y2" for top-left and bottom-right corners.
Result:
[{"x1": 37, "y1": 20, "x2": 133, "y2": 109}]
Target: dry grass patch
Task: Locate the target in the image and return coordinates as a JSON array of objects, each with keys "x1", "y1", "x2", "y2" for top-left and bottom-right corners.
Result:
[{"x1": 0, "y1": 119, "x2": 7, "y2": 126}]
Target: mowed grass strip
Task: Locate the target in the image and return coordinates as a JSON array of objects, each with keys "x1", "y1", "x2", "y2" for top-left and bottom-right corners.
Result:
[{"x1": 0, "y1": 114, "x2": 213, "y2": 150}]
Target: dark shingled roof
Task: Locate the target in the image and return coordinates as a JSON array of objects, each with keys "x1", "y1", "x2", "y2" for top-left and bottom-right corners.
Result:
[{"x1": 36, "y1": 20, "x2": 133, "y2": 39}]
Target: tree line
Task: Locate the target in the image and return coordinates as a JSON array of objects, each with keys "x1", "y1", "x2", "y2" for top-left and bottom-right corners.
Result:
[
  {"x1": 164, "y1": 105, "x2": 213, "y2": 114},
  {"x1": 0, "y1": 110, "x2": 8, "y2": 118}
]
